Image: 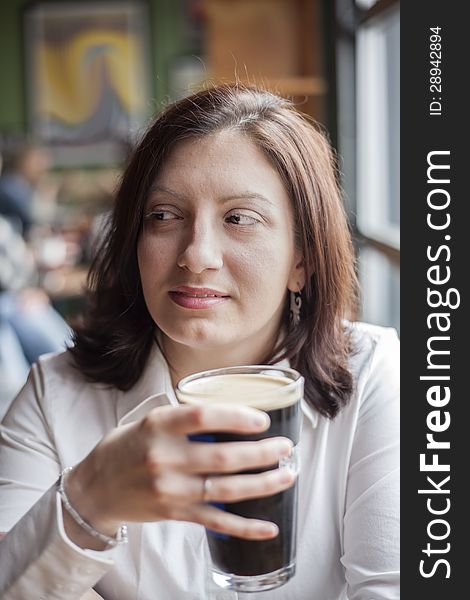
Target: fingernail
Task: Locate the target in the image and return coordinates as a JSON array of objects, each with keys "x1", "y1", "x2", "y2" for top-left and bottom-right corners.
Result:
[
  {"x1": 279, "y1": 440, "x2": 293, "y2": 456},
  {"x1": 261, "y1": 523, "x2": 278, "y2": 536},
  {"x1": 279, "y1": 469, "x2": 294, "y2": 483},
  {"x1": 252, "y1": 412, "x2": 270, "y2": 428}
]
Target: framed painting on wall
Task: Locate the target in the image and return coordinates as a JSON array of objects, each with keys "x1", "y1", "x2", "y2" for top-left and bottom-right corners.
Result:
[{"x1": 24, "y1": 1, "x2": 152, "y2": 167}]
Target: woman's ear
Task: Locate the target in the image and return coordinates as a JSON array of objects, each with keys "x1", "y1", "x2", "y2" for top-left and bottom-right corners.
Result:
[{"x1": 287, "y1": 255, "x2": 306, "y2": 292}]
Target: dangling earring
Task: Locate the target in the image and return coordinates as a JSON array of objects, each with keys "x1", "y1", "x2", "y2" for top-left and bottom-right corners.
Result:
[{"x1": 290, "y1": 288, "x2": 302, "y2": 327}]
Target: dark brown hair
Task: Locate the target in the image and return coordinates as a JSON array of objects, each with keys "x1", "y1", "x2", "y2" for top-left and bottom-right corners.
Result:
[{"x1": 70, "y1": 84, "x2": 358, "y2": 418}]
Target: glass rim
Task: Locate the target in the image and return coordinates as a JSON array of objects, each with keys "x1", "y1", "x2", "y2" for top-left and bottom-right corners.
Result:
[{"x1": 176, "y1": 364, "x2": 304, "y2": 398}]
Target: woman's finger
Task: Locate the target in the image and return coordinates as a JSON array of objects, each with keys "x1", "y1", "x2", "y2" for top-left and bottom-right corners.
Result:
[
  {"x1": 174, "y1": 503, "x2": 280, "y2": 541},
  {"x1": 148, "y1": 467, "x2": 296, "y2": 505},
  {"x1": 202, "y1": 468, "x2": 296, "y2": 503},
  {"x1": 143, "y1": 434, "x2": 290, "y2": 477},
  {"x1": 184, "y1": 437, "x2": 293, "y2": 474},
  {"x1": 142, "y1": 404, "x2": 270, "y2": 436}
]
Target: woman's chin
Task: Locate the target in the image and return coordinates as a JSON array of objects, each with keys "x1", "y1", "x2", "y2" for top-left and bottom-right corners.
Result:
[{"x1": 160, "y1": 324, "x2": 232, "y2": 350}]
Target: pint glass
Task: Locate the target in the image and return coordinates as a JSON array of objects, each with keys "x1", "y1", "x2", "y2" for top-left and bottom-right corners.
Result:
[{"x1": 176, "y1": 365, "x2": 303, "y2": 593}]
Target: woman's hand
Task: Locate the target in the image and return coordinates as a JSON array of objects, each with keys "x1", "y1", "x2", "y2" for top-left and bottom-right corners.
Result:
[{"x1": 64, "y1": 404, "x2": 295, "y2": 549}]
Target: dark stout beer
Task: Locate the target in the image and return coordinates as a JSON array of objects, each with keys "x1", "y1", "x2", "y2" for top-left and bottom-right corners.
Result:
[{"x1": 176, "y1": 367, "x2": 303, "y2": 592}]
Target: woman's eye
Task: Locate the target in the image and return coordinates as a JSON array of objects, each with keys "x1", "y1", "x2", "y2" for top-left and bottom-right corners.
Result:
[
  {"x1": 146, "y1": 210, "x2": 179, "y2": 221},
  {"x1": 225, "y1": 213, "x2": 259, "y2": 226}
]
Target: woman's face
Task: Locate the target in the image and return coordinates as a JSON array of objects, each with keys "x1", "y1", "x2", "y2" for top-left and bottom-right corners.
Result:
[{"x1": 137, "y1": 130, "x2": 304, "y2": 358}]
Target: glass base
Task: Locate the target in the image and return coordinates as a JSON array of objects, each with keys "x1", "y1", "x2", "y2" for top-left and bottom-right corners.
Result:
[{"x1": 212, "y1": 562, "x2": 295, "y2": 593}]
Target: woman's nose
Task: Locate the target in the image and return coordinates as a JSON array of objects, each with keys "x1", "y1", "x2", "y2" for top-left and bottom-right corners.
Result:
[{"x1": 176, "y1": 220, "x2": 224, "y2": 273}]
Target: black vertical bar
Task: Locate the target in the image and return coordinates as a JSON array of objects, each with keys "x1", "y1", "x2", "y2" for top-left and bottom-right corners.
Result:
[{"x1": 401, "y1": 2, "x2": 467, "y2": 597}]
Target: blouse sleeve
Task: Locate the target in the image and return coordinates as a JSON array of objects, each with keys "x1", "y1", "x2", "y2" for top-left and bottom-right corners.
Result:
[
  {"x1": 341, "y1": 327, "x2": 400, "y2": 600},
  {"x1": 0, "y1": 364, "x2": 115, "y2": 599}
]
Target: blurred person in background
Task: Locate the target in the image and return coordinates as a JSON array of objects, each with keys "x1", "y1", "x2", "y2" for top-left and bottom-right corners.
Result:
[
  {"x1": 0, "y1": 147, "x2": 72, "y2": 414},
  {"x1": 0, "y1": 213, "x2": 72, "y2": 417},
  {"x1": 0, "y1": 141, "x2": 50, "y2": 238}
]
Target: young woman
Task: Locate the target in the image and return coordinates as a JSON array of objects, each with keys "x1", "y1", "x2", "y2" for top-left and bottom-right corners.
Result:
[{"x1": 0, "y1": 85, "x2": 399, "y2": 599}]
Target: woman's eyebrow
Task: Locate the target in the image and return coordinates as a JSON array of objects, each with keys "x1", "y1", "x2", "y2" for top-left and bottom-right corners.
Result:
[
  {"x1": 148, "y1": 187, "x2": 275, "y2": 208},
  {"x1": 220, "y1": 192, "x2": 276, "y2": 208},
  {"x1": 148, "y1": 185, "x2": 187, "y2": 200}
]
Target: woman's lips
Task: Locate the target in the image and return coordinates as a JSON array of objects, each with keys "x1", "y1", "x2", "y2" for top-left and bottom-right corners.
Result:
[{"x1": 168, "y1": 288, "x2": 230, "y2": 310}]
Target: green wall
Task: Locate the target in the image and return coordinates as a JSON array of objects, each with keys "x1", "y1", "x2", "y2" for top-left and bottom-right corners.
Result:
[
  {"x1": 0, "y1": 0, "x2": 188, "y2": 134},
  {"x1": 0, "y1": 0, "x2": 26, "y2": 131}
]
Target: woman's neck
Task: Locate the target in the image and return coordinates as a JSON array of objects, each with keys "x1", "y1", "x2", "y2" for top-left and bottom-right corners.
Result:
[{"x1": 159, "y1": 327, "x2": 285, "y2": 388}]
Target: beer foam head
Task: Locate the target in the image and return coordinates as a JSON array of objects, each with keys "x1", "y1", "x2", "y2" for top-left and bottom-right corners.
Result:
[{"x1": 176, "y1": 370, "x2": 303, "y2": 410}]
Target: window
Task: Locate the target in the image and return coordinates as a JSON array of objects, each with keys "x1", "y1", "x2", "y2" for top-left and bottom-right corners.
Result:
[
  {"x1": 359, "y1": 245, "x2": 400, "y2": 332},
  {"x1": 357, "y1": 3, "x2": 399, "y2": 248},
  {"x1": 335, "y1": 0, "x2": 400, "y2": 332}
]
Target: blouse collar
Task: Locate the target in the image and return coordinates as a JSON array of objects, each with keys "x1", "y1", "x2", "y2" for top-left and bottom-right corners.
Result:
[{"x1": 117, "y1": 342, "x2": 318, "y2": 428}]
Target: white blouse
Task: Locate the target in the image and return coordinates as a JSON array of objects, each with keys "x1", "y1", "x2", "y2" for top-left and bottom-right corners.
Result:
[{"x1": 0, "y1": 322, "x2": 399, "y2": 599}]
